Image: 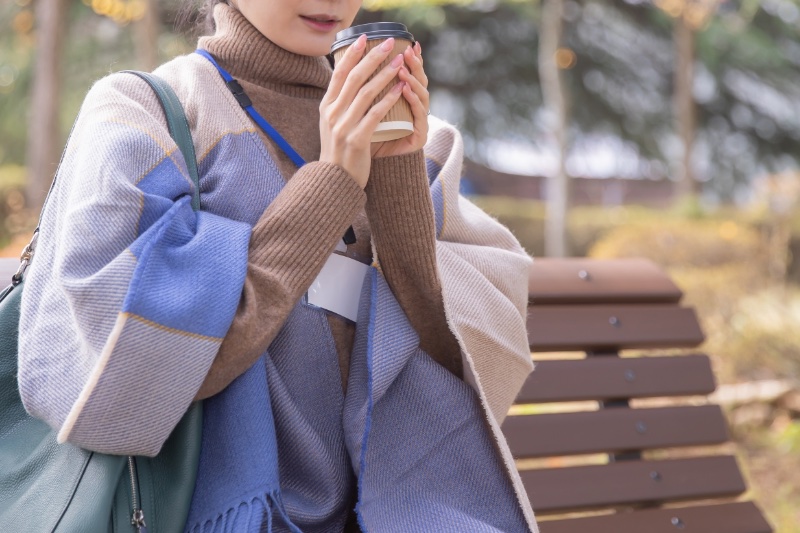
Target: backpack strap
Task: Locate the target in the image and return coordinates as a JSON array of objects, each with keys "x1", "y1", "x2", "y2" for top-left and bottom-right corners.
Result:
[
  {"x1": 11, "y1": 71, "x2": 200, "y2": 287},
  {"x1": 123, "y1": 71, "x2": 201, "y2": 212}
]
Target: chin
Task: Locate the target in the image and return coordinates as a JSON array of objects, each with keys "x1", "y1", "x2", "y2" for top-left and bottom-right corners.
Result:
[{"x1": 290, "y1": 39, "x2": 336, "y2": 58}]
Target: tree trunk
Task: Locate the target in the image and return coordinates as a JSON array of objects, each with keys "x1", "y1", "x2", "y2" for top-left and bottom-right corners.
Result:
[
  {"x1": 539, "y1": 0, "x2": 570, "y2": 257},
  {"x1": 674, "y1": 16, "x2": 698, "y2": 200},
  {"x1": 134, "y1": 0, "x2": 161, "y2": 71},
  {"x1": 26, "y1": 0, "x2": 69, "y2": 211}
]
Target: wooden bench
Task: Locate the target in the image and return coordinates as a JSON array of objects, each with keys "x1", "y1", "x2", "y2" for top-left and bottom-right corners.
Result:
[{"x1": 504, "y1": 258, "x2": 772, "y2": 532}]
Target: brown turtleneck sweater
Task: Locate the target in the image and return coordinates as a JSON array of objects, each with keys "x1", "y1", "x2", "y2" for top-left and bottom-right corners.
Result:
[{"x1": 194, "y1": 4, "x2": 461, "y2": 400}]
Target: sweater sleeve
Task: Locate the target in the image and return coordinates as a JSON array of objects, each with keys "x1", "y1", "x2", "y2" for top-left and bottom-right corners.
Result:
[
  {"x1": 363, "y1": 150, "x2": 463, "y2": 378},
  {"x1": 194, "y1": 162, "x2": 366, "y2": 400}
]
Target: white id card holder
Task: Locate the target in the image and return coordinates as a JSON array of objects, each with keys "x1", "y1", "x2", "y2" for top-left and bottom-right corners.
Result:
[{"x1": 307, "y1": 247, "x2": 369, "y2": 323}]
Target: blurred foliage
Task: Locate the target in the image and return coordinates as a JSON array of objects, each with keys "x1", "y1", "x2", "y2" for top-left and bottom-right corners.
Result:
[
  {"x1": 82, "y1": 0, "x2": 147, "y2": 25},
  {"x1": 472, "y1": 195, "x2": 681, "y2": 257},
  {"x1": 588, "y1": 216, "x2": 800, "y2": 384},
  {"x1": 0, "y1": 165, "x2": 28, "y2": 250},
  {"x1": 0, "y1": 0, "x2": 193, "y2": 172},
  {"x1": 0, "y1": 2, "x2": 34, "y2": 170},
  {"x1": 777, "y1": 420, "x2": 800, "y2": 454},
  {"x1": 369, "y1": 0, "x2": 800, "y2": 200},
  {"x1": 710, "y1": 287, "x2": 800, "y2": 382},
  {"x1": 3, "y1": 1, "x2": 800, "y2": 201},
  {"x1": 739, "y1": 422, "x2": 800, "y2": 531},
  {"x1": 589, "y1": 217, "x2": 764, "y2": 268}
]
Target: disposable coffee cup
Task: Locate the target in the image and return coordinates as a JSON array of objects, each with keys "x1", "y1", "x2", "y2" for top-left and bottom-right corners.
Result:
[{"x1": 331, "y1": 22, "x2": 415, "y2": 143}]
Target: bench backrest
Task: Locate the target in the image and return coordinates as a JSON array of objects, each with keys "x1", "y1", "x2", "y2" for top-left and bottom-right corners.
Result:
[{"x1": 506, "y1": 258, "x2": 772, "y2": 532}]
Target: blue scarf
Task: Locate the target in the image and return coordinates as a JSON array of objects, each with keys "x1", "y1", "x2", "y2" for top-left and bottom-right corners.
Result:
[
  {"x1": 14, "y1": 54, "x2": 534, "y2": 532},
  {"x1": 183, "y1": 159, "x2": 528, "y2": 533},
  {"x1": 185, "y1": 270, "x2": 528, "y2": 532},
  {"x1": 180, "y1": 50, "x2": 527, "y2": 531}
]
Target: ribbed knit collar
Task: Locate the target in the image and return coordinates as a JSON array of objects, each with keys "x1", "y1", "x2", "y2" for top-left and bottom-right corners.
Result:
[{"x1": 198, "y1": 3, "x2": 332, "y2": 99}]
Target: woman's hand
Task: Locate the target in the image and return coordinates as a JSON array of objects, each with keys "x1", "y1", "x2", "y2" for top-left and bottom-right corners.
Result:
[
  {"x1": 320, "y1": 34, "x2": 406, "y2": 189},
  {"x1": 372, "y1": 42, "x2": 430, "y2": 159}
]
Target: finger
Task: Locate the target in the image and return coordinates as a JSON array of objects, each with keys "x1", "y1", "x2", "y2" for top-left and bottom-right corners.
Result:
[
  {"x1": 342, "y1": 54, "x2": 405, "y2": 127},
  {"x1": 324, "y1": 34, "x2": 367, "y2": 106},
  {"x1": 336, "y1": 38, "x2": 398, "y2": 112},
  {"x1": 402, "y1": 82, "x2": 428, "y2": 130},
  {"x1": 398, "y1": 66, "x2": 429, "y2": 110},
  {"x1": 352, "y1": 82, "x2": 406, "y2": 143},
  {"x1": 403, "y1": 46, "x2": 428, "y2": 89}
]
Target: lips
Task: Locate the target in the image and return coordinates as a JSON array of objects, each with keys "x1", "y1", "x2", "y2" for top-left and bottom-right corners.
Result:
[{"x1": 300, "y1": 14, "x2": 340, "y2": 32}]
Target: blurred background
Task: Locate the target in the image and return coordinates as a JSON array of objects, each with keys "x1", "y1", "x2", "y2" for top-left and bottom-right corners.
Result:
[{"x1": 1, "y1": 0, "x2": 799, "y2": 529}]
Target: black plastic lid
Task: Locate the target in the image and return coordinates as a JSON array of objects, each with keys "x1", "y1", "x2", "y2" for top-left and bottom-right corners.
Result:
[{"x1": 331, "y1": 22, "x2": 414, "y2": 54}]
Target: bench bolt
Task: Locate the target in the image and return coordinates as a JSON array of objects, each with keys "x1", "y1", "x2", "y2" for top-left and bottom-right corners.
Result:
[
  {"x1": 609, "y1": 316, "x2": 621, "y2": 327},
  {"x1": 578, "y1": 270, "x2": 591, "y2": 281},
  {"x1": 624, "y1": 369, "x2": 636, "y2": 382},
  {"x1": 671, "y1": 517, "x2": 685, "y2": 529},
  {"x1": 650, "y1": 470, "x2": 662, "y2": 481},
  {"x1": 636, "y1": 421, "x2": 647, "y2": 434}
]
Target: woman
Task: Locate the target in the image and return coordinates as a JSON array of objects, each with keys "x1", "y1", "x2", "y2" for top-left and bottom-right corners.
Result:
[{"x1": 18, "y1": 0, "x2": 537, "y2": 531}]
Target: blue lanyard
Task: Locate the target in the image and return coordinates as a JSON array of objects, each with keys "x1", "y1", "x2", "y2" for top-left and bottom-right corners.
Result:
[
  {"x1": 196, "y1": 49, "x2": 306, "y2": 168},
  {"x1": 196, "y1": 49, "x2": 357, "y2": 246}
]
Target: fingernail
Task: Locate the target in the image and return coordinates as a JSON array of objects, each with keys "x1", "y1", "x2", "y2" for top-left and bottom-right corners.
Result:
[
  {"x1": 392, "y1": 82, "x2": 405, "y2": 93},
  {"x1": 380, "y1": 38, "x2": 395, "y2": 52},
  {"x1": 390, "y1": 54, "x2": 403, "y2": 68},
  {"x1": 415, "y1": 41, "x2": 421, "y2": 53},
  {"x1": 354, "y1": 34, "x2": 367, "y2": 50}
]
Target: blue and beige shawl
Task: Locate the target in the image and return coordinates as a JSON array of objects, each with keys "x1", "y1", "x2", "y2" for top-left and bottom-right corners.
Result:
[{"x1": 18, "y1": 54, "x2": 538, "y2": 532}]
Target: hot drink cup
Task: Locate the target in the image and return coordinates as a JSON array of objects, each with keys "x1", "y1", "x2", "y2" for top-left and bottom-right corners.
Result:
[{"x1": 331, "y1": 23, "x2": 415, "y2": 143}]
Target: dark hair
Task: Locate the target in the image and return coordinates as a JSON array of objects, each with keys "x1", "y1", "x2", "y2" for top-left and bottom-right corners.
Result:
[{"x1": 177, "y1": 0, "x2": 227, "y2": 37}]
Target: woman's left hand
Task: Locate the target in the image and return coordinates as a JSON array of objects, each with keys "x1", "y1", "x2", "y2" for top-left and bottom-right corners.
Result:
[{"x1": 371, "y1": 42, "x2": 429, "y2": 159}]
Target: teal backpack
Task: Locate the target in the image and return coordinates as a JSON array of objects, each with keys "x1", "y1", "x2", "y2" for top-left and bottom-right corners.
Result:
[{"x1": 0, "y1": 72, "x2": 202, "y2": 533}]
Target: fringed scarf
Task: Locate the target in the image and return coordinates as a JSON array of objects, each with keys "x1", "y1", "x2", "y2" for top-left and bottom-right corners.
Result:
[
  {"x1": 185, "y1": 267, "x2": 529, "y2": 532},
  {"x1": 17, "y1": 53, "x2": 538, "y2": 532}
]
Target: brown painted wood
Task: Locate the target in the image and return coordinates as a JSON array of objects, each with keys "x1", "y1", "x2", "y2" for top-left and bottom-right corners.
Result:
[
  {"x1": 521, "y1": 258, "x2": 770, "y2": 530},
  {"x1": 529, "y1": 258, "x2": 683, "y2": 305},
  {"x1": 503, "y1": 405, "x2": 729, "y2": 458},
  {"x1": 0, "y1": 258, "x2": 18, "y2": 285},
  {"x1": 522, "y1": 455, "x2": 747, "y2": 512},
  {"x1": 528, "y1": 304, "x2": 705, "y2": 351},
  {"x1": 540, "y1": 501, "x2": 772, "y2": 533},
  {"x1": 516, "y1": 354, "x2": 716, "y2": 403}
]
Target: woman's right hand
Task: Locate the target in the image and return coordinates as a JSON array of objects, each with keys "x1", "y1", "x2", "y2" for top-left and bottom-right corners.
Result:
[{"x1": 319, "y1": 35, "x2": 406, "y2": 189}]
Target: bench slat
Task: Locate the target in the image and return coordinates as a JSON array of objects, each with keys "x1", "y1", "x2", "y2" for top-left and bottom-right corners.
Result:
[
  {"x1": 516, "y1": 354, "x2": 716, "y2": 403},
  {"x1": 504, "y1": 405, "x2": 729, "y2": 458},
  {"x1": 0, "y1": 258, "x2": 18, "y2": 286},
  {"x1": 528, "y1": 305, "x2": 705, "y2": 351},
  {"x1": 529, "y1": 258, "x2": 683, "y2": 305},
  {"x1": 521, "y1": 455, "x2": 746, "y2": 512},
  {"x1": 540, "y1": 501, "x2": 772, "y2": 533}
]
